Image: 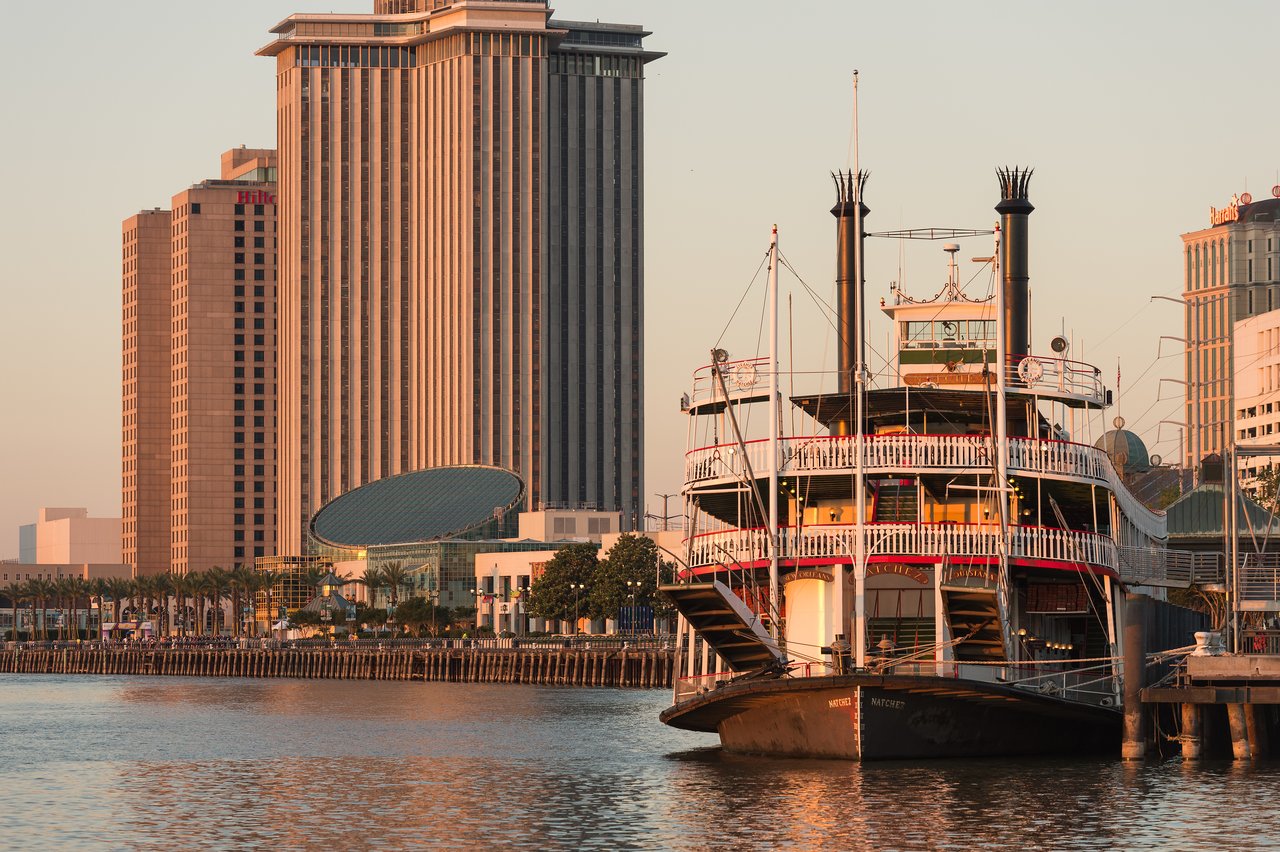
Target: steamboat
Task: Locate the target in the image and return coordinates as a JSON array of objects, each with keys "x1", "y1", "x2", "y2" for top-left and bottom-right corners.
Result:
[{"x1": 659, "y1": 164, "x2": 1193, "y2": 760}]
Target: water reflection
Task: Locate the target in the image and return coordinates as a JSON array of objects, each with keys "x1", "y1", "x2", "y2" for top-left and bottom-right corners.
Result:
[{"x1": 1, "y1": 675, "x2": 1277, "y2": 850}]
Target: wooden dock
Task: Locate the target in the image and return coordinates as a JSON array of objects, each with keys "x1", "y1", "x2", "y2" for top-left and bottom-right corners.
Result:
[
  {"x1": 1140, "y1": 654, "x2": 1280, "y2": 760},
  {"x1": 0, "y1": 646, "x2": 674, "y2": 689}
]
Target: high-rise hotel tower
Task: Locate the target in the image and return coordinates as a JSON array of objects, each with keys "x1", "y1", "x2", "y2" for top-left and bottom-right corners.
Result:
[
  {"x1": 122, "y1": 148, "x2": 279, "y2": 576},
  {"x1": 259, "y1": 1, "x2": 661, "y2": 554}
]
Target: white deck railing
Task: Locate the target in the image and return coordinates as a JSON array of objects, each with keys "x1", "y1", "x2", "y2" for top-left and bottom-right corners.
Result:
[
  {"x1": 686, "y1": 434, "x2": 1111, "y2": 488},
  {"x1": 686, "y1": 522, "x2": 1119, "y2": 572}
]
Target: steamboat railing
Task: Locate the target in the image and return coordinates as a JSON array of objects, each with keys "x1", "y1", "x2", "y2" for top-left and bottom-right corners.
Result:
[
  {"x1": 686, "y1": 522, "x2": 1119, "y2": 573},
  {"x1": 1003, "y1": 353, "x2": 1107, "y2": 408},
  {"x1": 686, "y1": 434, "x2": 1111, "y2": 488},
  {"x1": 1116, "y1": 546, "x2": 1222, "y2": 588}
]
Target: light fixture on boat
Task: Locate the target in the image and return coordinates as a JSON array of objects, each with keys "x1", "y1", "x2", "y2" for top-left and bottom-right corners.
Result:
[{"x1": 712, "y1": 348, "x2": 730, "y2": 364}]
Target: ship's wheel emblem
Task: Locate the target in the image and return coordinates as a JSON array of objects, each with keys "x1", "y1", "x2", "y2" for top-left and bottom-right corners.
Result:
[
  {"x1": 732, "y1": 362, "x2": 758, "y2": 390},
  {"x1": 1017, "y1": 357, "x2": 1045, "y2": 385}
]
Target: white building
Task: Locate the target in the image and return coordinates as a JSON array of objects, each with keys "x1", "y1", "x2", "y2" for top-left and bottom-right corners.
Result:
[{"x1": 1234, "y1": 309, "x2": 1280, "y2": 494}]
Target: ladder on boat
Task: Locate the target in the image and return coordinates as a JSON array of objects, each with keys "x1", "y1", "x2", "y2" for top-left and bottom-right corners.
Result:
[{"x1": 660, "y1": 580, "x2": 786, "y2": 672}]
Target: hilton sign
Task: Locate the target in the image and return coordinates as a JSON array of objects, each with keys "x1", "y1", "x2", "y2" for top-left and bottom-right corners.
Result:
[{"x1": 237, "y1": 190, "x2": 276, "y2": 205}]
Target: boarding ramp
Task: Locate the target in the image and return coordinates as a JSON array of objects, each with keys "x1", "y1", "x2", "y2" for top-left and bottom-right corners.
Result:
[{"x1": 661, "y1": 580, "x2": 785, "y2": 672}]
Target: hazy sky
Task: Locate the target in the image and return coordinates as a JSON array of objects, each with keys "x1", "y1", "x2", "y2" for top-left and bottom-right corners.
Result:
[{"x1": 2, "y1": 1, "x2": 1278, "y2": 557}]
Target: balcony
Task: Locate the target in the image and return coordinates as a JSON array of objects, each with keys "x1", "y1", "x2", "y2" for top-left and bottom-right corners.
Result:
[
  {"x1": 685, "y1": 522, "x2": 1119, "y2": 574},
  {"x1": 686, "y1": 434, "x2": 1111, "y2": 489}
]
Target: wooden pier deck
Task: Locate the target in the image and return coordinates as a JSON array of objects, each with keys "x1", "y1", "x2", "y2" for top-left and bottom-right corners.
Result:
[{"x1": 0, "y1": 646, "x2": 674, "y2": 689}]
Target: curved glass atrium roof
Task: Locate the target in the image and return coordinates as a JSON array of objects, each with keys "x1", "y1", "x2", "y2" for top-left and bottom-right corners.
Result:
[{"x1": 310, "y1": 466, "x2": 524, "y2": 547}]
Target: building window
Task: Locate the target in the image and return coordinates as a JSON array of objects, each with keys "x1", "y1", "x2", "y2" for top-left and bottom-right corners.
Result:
[
  {"x1": 235, "y1": 237, "x2": 245, "y2": 248},
  {"x1": 191, "y1": 203, "x2": 201, "y2": 214},
  {"x1": 235, "y1": 220, "x2": 245, "y2": 232},
  {"x1": 254, "y1": 221, "x2": 265, "y2": 232}
]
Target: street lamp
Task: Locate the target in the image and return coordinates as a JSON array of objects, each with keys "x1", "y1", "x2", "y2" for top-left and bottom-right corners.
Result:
[
  {"x1": 514, "y1": 585, "x2": 529, "y2": 636},
  {"x1": 426, "y1": 588, "x2": 440, "y2": 638},
  {"x1": 469, "y1": 587, "x2": 490, "y2": 633},
  {"x1": 624, "y1": 580, "x2": 639, "y2": 637},
  {"x1": 569, "y1": 583, "x2": 587, "y2": 635}
]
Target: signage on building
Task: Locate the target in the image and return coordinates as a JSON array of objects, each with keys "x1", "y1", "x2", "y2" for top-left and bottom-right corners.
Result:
[
  {"x1": 237, "y1": 190, "x2": 276, "y2": 205},
  {"x1": 1210, "y1": 194, "x2": 1243, "y2": 227}
]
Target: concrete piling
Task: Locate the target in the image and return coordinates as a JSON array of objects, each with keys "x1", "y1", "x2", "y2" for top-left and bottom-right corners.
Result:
[
  {"x1": 1180, "y1": 703, "x2": 1202, "y2": 761},
  {"x1": 1122, "y1": 593, "x2": 1148, "y2": 761}
]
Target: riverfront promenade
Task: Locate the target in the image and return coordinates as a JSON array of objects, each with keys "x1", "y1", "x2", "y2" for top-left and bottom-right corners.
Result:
[{"x1": 0, "y1": 644, "x2": 674, "y2": 688}]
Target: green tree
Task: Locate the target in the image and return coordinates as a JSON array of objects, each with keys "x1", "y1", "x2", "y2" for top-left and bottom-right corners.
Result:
[
  {"x1": 590, "y1": 533, "x2": 674, "y2": 623},
  {"x1": 527, "y1": 543, "x2": 599, "y2": 623},
  {"x1": 1256, "y1": 466, "x2": 1280, "y2": 508},
  {"x1": 394, "y1": 596, "x2": 433, "y2": 637}
]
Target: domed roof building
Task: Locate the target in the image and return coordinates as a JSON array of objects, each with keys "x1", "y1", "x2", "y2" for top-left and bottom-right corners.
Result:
[{"x1": 1094, "y1": 416, "x2": 1150, "y2": 476}]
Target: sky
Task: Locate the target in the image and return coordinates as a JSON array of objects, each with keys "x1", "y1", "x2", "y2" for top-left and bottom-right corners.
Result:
[{"x1": 2, "y1": 0, "x2": 1279, "y2": 557}]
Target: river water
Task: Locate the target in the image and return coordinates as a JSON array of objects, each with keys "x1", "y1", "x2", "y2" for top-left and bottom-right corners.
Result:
[{"x1": 1, "y1": 675, "x2": 1275, "y2": 850}]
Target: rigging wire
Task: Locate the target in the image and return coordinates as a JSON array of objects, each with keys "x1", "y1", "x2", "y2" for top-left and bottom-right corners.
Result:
[{"x1": 713, "y1": 249, "x2": 771, "y2": 350}]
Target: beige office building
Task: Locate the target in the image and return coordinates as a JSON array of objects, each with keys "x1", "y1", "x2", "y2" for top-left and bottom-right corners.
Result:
[
  {"x1": 122, "y1": 148, "x2": 279, "y2": 576},
  {"x1": 1181, "y1": 193, "x2": 1280, "y2": 471},
  {"x1": 260, "y1": 0, "x2": 661, "y2": 555}
]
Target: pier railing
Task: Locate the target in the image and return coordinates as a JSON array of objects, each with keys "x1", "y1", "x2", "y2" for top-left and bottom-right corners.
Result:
[
  {"x1": 686, "y1": 434, "x2": 1112, "y2": 488},
  {"x1": 1240, "y1": 554, "x2": 1280, "y2": 603},
  {"x1": 1242, "y1": 629, "x2": 1280, "y2": 655}
]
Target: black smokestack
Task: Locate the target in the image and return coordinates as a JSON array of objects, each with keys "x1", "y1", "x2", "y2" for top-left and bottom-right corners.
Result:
[
  {"x1": 832, "y1": 170, "x2": 870, "y2": 436},
  {"x1": 996, "y1": 167, "x2": 1034, "y2": 364}
]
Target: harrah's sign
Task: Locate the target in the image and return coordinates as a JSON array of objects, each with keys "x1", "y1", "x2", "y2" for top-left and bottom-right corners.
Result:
[
  {"x1": 237, "y1": 190, "x2": 276, "y2": 205},
  {"x1": 1209, "y1": 193, "x2": 1243, "y2": 226}
]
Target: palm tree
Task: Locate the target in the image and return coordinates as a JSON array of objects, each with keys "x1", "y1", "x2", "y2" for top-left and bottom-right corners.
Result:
[
  {"x1": 89, "y1": 578, "x2": 110, "y2": 640},
  {"x1": 381, "y1": 562, "x2": 409, "y2": 613},
  {"x1": 205, "y1": 567, "x2": 230, "y2": 636},
  {"x1": 66, "y1": 577, "x2": 91, "y2": 640},
  {"x1": 105, "y1": 578, "x2": 131, "y2": 626},
  {"x1": 151, "y1": 573, "x2": 174, "y2": 637},
  {"x1": 3, "y1": 580, "x2": 28, "y2": 641},
  {"x1": 357, "y1": 566, "x2": 386, "y2": 610},
  {"x1": 257, "y1": 569, "x2": 280, "y2": 637},
  {"x1": 229, "y1": 565, "x2": 259, "y2": 638},
  {"x1": 26, "y1": 579, "x2": 53, "y2": 640}
]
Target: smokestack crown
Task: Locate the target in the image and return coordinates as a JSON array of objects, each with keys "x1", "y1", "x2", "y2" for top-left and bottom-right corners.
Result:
[
  {"x1": 995, "y1": 166, "x2": 1034, "y2": 215},
  {"x1": 831, "y1": 170, "x2": 871, "y2": 218}
]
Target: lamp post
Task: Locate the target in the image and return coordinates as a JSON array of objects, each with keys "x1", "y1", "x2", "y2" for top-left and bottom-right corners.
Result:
[
  {"x1": 514, "y1": 585, "x2": 529, "y2": 635},
  {"x1": 426, "y1": 589, "x2": 440, "y2": 638},
  {"x1": 469, "y1": 587, "x2": 489, "y2": 633},
  {"x1": 624, "y1": 580, "x2": 639, "y2": 637},
  {"x1": 569, "y1": 583, "x2": 586, "y2": 635}
]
